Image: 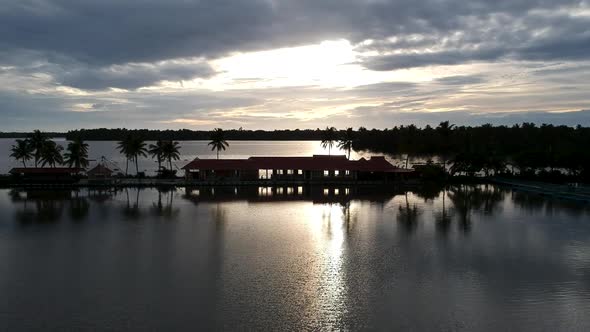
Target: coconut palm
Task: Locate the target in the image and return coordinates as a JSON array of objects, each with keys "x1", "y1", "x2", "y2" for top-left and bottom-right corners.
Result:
[
  {"x1": 39, "y1": 141, "x2": 64, "y2": 167},
  {"x1": 28, "y1": 130, "x2": 49, "y2": 167},
  {"x1": 64, "y1": 138, "x2": 89, "y2": 168},
  {"x1": 130, "y1": 137, "x2": 148, "y2": 174},
  {"x1": 148, "y1": 140, "x2": 165, "y2": 170},
  {"x1": 208, "y1": 128, "x2": 229, "y2": 159},
  {"x1": 436, "y1": 121, "x2": 456, "y2": 174},
  {"x1": 10, "y1": 139, "x2": 34, "y2": 167},
  {"x1": 117, "y1": 135, "x2": 135, "y2": 175},
  {"x1": 162, "y1": 141, "x2": 181, "y2": 170},
  {"x1": 117, "y1": 135, "x2": 147, "y2": 175},
  {"x1": 321, "y1": 126, "x2": 338, "y2": 155},
  {"x1": 337, "y1": 127, "x2": 355, "y2": 159}
]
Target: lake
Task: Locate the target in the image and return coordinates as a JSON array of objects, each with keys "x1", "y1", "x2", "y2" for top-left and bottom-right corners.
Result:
[
  {"x1": 0, "y1": 139, "x2": 435, "y2": 175},
  {"x1": 0, "y1": 184, "x2": 589, "y2": 330}
]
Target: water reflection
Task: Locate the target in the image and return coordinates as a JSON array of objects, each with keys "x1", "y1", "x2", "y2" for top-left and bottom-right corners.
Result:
[
  {"x1": 397, "y1": 191, "x2": 421, "y2": 234},
  {"x1": 151, "y1": 187, "x2": 180, "y2": 220},
  {"x1": 2, "y1": 186, "x2": 590, "y2": 330}
]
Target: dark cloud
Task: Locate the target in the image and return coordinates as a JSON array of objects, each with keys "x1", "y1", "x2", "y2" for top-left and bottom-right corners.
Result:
[
  {"x1": 56, "y1": 61, "x2": 215, "y2": 90},
  {"x1": 2, "y1": 0, "x2": 587, "y2": 68},
  {"x1": 435, "y1": 75, "x2": 486, "y2": 85}
]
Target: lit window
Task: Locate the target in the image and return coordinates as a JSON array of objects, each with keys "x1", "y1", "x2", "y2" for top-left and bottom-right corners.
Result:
[
  {"x1": 277, "y1": 169, "x2": 284, "y2": 175},
  {"x1": 287, "y1": 169, "x2": 294, "y2": 175},
  {"x1": 335, "y1": 170, "x2": 340, "y2": 176},
  {"x1": 323, "y1": 170, "x2": 329, "y2": 177},
  {"x1": 345, "y1": 170, "x2": 350, "y2": 176},
  {"x1": 297, "y1": 169, "x2": 303, "y2": 175},
  {"x1": 297, "y1": 186, "x2": 303, "y2": 194},
  {"x1": 334, "y1": 188, "x2": 339, "y2": 195},
  {"x1": 345, "y1": 188, "x2": 350, "y2": 195},
  {"x1": 287, "y1": 187, "x2": 294, "y2": 195},
  {"x1": 277, "y1": 187, "x2": 284, "y2": 194},
  {"x1": 323, "y1": 188, "x2": 329, "y2": 196}
]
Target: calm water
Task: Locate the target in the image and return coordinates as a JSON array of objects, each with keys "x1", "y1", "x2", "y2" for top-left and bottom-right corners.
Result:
[
  {"x1": 0, "y1": 185, "x2": 589, "y2": 330},
  {"x1": 0, "y1": 138, "x2": 432, "y2": 175}
]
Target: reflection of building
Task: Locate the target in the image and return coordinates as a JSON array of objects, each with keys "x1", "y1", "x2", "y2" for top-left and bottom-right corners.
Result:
[
  {"x1": 184, "y1": 185, "x2": 401, "y2": 204},
  {"x1": 9, "y1": 168, "x2": 83, "y2": 183},
  {"x1": 182, "y1": 155, "x2": 413, "y2": 183}
]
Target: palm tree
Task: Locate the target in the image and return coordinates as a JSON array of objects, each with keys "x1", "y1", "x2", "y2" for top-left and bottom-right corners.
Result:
[
  {"x1": 130, "y1": 137, "x2": 148, "y2": 175},
  {"x1": 436, "y1": 121, "x2": 456, "y2": 174},
  {"x1": 162, "y1": 141, "x2": 181, "y2": 170},
  {"x1": 117, "y1": 135, "x2": 147, "y2": 175},
  {"x1": 337, "y1": 127, "x2": 355, "y2": 159},
  {"x1": 64, "y1": 138, "x2": 89, "y2": 168},
  {"x1": 39, "y1": 141, "x2": 64, "y2": 167},
  {"x1": 28, "y1": 130, "x2": 49, "y2": 167},
  {"x1": 148, "y1": 140, "x2": 165, "y2": 170},
  {"x1": 321, "y1": 126, "x2": 338, "y2": 155},
  {"x1": 117, "y1": 135, "x2": 135, "y2": 175},
  {"x1": 208, "y1": 128, "x2": 229, "y2": 159},
  {"x1": 10, "y1": 139, "x2": 34, "y2": 167}
]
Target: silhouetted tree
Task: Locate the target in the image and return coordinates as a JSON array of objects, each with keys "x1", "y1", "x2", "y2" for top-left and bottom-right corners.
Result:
[
  {"x1": 208, "y1": 128, "x2": 229, "y2": 159},
  {"x1": 162, "y1": 140, "x2": 181, "y2": 170},
  {"x1": 338, "y1": 127, "x2": 355, "y2": 159},
  {"x1": 39, "y1": 141, "x2": 63, "y2": 167},
  {"x1": 321, "y1": 126, "x2": 338, "y2": 155},
  {"x1": 64, "y1": 138, "x2": 89, "y2": 168},
  {"x1": 148, "y1": 140, "x2": 165, "y2": 170},
  {"x1": 10, "y1": 139, "x2": 34, "y2": 167},
  {"x1": 28, "y1": 130, "x2": 49, "y2": 167}
]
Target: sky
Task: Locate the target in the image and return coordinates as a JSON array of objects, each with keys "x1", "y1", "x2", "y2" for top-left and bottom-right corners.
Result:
[{"x1": 1, "y1": 0, "x2": 589, "y2": 131}]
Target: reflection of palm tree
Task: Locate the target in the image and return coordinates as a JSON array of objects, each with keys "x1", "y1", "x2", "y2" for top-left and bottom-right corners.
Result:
[
  {"x1": 208, "y1": 128, "x2": 229, "y2": 159},
  {"x1": 434, "y1": 188, "x2": 453, "y2": 235},
  {"x1": 397, "y1": 191, "x2": 420, "y2": 233},
  {"x1": 337, "y1": 128, "x2": 355, "y2": 159},
  {"x1": 69, "y1": 195, "x2": 90, "y2": 222},
  {"x1": 122, "y1": 188, "x2": 142, "y2": 220},
  {"x1": 151, "y1": 188, "x2": 179, "y2": 220},
  {"x1": 321, "y1": 126, "x2": 338, "y2": 155},
  {"x1": 10, "y1": 139, "x2": 34, "y2": 167}
]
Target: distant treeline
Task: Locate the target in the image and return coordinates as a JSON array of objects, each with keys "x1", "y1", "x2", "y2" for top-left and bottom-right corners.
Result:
[
  {"x1": 0, "y1": 132, "x2": 65, "y2": 139},
  {"x1": 62, "y1": 128, "x2": 325, "y2": 141}
]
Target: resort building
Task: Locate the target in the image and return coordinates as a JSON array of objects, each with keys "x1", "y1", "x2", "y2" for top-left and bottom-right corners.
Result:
[
  {"x1": 87, "y1": 164, "x2": 114, "y2": 184},
  {"x1": 182, "y1": 155, "x2": 413, "y2": 183}
]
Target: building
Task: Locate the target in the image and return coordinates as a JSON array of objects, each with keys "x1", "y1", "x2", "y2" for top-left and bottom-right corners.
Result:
[
  {"x1": 9, "y1": 167, "x2": 83, "y2": 183},
  {"x1": 182, "y1": 155, "x2": 413, "y2": 183},
  {"x1": 87, "y1": 164, "x2": 114, "y2": 184}
]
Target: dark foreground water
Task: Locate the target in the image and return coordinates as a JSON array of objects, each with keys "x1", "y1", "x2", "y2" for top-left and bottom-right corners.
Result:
[{"x1": 1, "y1": 185, "x2": 589, "y2": 331}]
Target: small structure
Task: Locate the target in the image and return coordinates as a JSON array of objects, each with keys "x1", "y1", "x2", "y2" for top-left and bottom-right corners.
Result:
[
  {"x1": 9, "y1": 167, "x2": 83, "y2": 183},
  {"x1": 87, "y1": 164, "x2": 114, "y2": 184},
  {"x1": 182, "y1": 155, "x2": 413, "y2": 183}
]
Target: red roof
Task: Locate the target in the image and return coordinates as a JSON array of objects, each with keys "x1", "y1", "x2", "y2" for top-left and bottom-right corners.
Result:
[
  {"x1": 183, "y1": 155, "x2": 409, "y2": 173},
  {"x1": 9, "y1": 167, "x2": 83, "y2": 174},
  {"x1": 87, "y1": 164, "x2": 113, "y2": 175}
]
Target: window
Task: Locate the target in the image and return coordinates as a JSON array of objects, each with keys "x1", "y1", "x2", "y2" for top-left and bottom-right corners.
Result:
[
  {"x1": 345, "y1": 188, "x2": 350, "y2": 195},
  {"x1": 297, "y1": 169, "x2": 303, "y2": 175},
  {"x1": 345, "y1": 170, "x2": 350, "y2": 176},
  {"x1": 323, "y1": 170, "x2": 329, "y2": 177},
  {"x1": 287, "y1": 187, "x2": 294, "y2": 195},
  {"x1": 277, "y1": 187, "x2": 284, "y2": 194},
  {"x1": 334, "y1": 188, "x2": 340, "y2": 195},
  {"x1": 287, "y1": 169, "x2": 294, "y2": 175},
  {"x1": 277, "y1": 169, "x2": 284, "y2": 175},
  {"x1": 323, "y1": 188, "x2": 330, "y2": 196},
  {"x1": 334, "y1": 170, "x2": 340, "y2": 176},
  {"x1": 297, "y1": 186, "x2": 303, "y2": 194}
]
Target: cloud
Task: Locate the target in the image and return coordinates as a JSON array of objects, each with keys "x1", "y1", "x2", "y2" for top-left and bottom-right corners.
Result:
[{"x1": 56, "y1": 61, "x2": 216, "y2": 90}]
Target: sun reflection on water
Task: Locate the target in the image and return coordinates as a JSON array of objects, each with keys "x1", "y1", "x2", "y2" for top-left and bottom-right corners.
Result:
[{"x1": 303, "y1": 202, "x2": 353, "y2": 328}]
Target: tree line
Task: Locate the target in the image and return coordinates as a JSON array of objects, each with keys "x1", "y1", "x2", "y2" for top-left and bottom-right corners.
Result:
[{"x1": 9, "y1": 129, "x2": 231, "y2": 176}]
